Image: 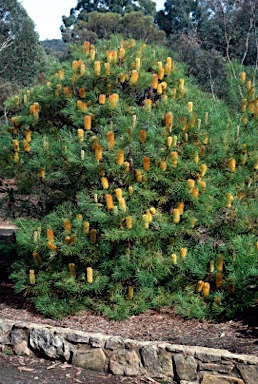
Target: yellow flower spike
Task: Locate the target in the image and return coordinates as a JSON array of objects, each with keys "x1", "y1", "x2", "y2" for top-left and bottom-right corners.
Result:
[
  {"x1": 164, "y1": 63, "x2": 171, "y2": 75},
  {"x1": 95, "y1": 144, "x2": 102, "y2": 161},
  {"x1": 187, "y1": 101, "x2": 193, "y2": 113},
  {"x1": 132, "y1": 114, "x2": 137, "y2": 127},
  {"x1": 78, "y1": 129, "x2": 84, "y2": 143},
  {"x1": 190, "y1": 218, "x2": 197, "y2": 228},
  {"x1": 83, "y1": 221, "x2": 90, "y2": 235},
  {"x1": 152, "y1": 74, "x2": 159, "y2": 89},
  {"x1": 210, "y1": 260, "x2": 214, "y2": 273},
  {"x1": 159, "y1": 159, "x2": 167, "y2": 171},
  {"x1": 171, "y1": 151, "x2": 178, "y2": 167},
  {"x1": 128, "y1": 286, "x2": 134, "y2": 299},
  {"x1": 64, "y1": 219, "x2": 71, "y2": 234},
  {"x1": 25, "y1": 129, "x2": 31, "y2": 143},
  {"x1": 196, "y1": 280, "x2": 204, "y2": 293},
  {"x1": 217, "y1": 257, "x2": 223, "y2": 271},
  {"x1": 109, "y1": 93, "x2": 119, "y2": 108},
  {"x1": 90, "y1": 229, "x2": 97, "y2": 244},
  {"x1": 144, "y1": 99, "x2": 152, "y2": 111},
  {"x1": 167, "y1": 136, "x2": 172, "y2": 147},
  {"x1": 143, "y1": 156, "x2": 150, "y2": 171},
  {"x1": 77, "y1": 100, "x2": 87, "y2": 111},
  {"x1": 119, "y1": 197, "x2": 126, "y2": 212},
  {"x1": 106, "y1": 194, "x2": 114, "y2": 210},
  {"x1": 94, "y1": 61, "x2": 101, "y2": 76},
  {"x1": 241, "y1": 98, "x2": 247, "y2": 112},
  {"x1": 172, "y1": 135, "x2": 177, "y2": 146},
  {"x1": 72, "y1": 60, "x2": 79, "y2": 71},
  {"x1": 13, "y1": 139, "x2": 19, "y2": 152},
  {"x1": 76, "y1": 214, "x2": 83, "y2": 221},
  {"x1": 29, "y1": 270, "x2": 35, "y2": 284},
  {"x1": 226, "y1": 193, "x2": 234, "y2": 207},
  {"x1": 199, "y1": 180, "x2": 206, "y2": 190},
  {"x1": 80, "y1": 63, "x2": 86, "y2": 75},
  {"x1": 165, "y1": 112, "x2": 173, "y2": 131},
  {"x1": 240, "y1": 71, "x2": 246, "y2": 84},
  {"x1": 39, "y1": 167, "x2": 45, "y2": 181},
  {"x1": 119, "y1": 47, "x2": 125, "y2": 60},
  {"x1": 128, "y1": 186, "x2": 134, "y2": 196},
  {"x1": 126, "y1": 216, "x2": 133, "y2": 229},
  {"x1": 99, "y1": 94, "x2": 106, "y2": 104},
  {"x1": 157, "y1": 84, "x2": 163, "y2": 95},
  {"x1": 83, "y1": 41, "x2": 90, "y2": 54},
  {"x1": 48, "y1": 242, "x2": 57, "y2": 252},
  {"x1": 142, "y1": 214, "x2": 149, "y2": 229},
  {"x1": 123, "y1": 161, "x2": 130, "y2": 171},
  {"x1": 135, "y1": 170, "x2": 142, "y2": 182},
  {"x1": 216, "y1": 272, "x2": 223, "y2": 288},
  {"x1": 84, "y1": 115, "x2": 91, "y2": 131},
  {"x1": 200, "y1": 164, "x2": 207, "y2": 177},
  {"x1": 194, "y1": 153, "x2": 199, "y2": 164},
  {"x1": 180, "y1": 248, "x2": 187, "y2": 258},
  {"x1": 69, "y1": 263, "x2": 76, "y2": 278},
  {"x1": 229, "y1": 158, "x2": 236, "y2": 172},
  {"x1": 79, "y1": 87, "x2": 86, "y2": 98},
  {"x1": 104, "y1": 62, "x2": 110, "y2": 76},
  {"x1": 107, "y1": 131, "x2": 115, "y2": 149},
  {"x1": 81, "y1": 150, "x2": 85, "y2": 161},
  {"x1": 33, "y1": 252, "x2": 41, "y2": 265},
  {"x1": 87, "y1": 267, "x2": 93, "y2": 283},
  {"x1": 157, "y1": 61, "x2": 163, "y2": 69},
  {"x1": 176, "y1": 202, "x2": 184, "y2": 215},
  {"x1": 115, "y1": 188, "x2": 123, "y2": 201},
  {"x1": 120, "y1": 73, "x2": 126, "y2": 83},
  {"x1": 187, "y1": 179, "x2": 195, "y2": 189},
  {"x1": 149, "y1": 207, "x2": 156, "y2": 215},
  {"x1": 117, "y1": 150, "x2": 124, "y2": 165},
  {"x1": 90, "y1": 47, "x2": 95, "y2": 60},
  {"x1": 173, "y1": 208, "x2": 180, "y2": 223},
  {"x1": 139, "y1": 130, "x2": 147, "y2": 143},
  {"x1": 171, "y1": 253, "x2": 177, "y2": 265},
  {"x1": 130, "y1": 70, "x2": 139, "y2": 85},
  {"x1": 202, "y1": 282, "x2": 210, "y2": 297},
  {"x1": 158, "y1": 67, "x2": 165, "y2": 80},
  {"x1": 101, "y1": 177, "x2": 109, "y2": 189},
  {"x1": 191, "y1": 186, "x2": 199, "y2": 198},
  {"x1": 135, "y1": 57, "x2": 141, "y2": 70}
]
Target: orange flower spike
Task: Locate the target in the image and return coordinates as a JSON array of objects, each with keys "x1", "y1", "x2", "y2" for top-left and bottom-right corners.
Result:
[
  {"x1": 106, "y1": 194, "x2": 114, "y2": 210},
  {"x1": 187, "y1": 179, "x2": 195, "y2": 189},
  {"x1": 165, "y1": 112, "x2": 173, "y2": 131},
  {"x1": 90, "y1": 47, "x2": 95, "y2": 60},
  {"x1": 229, "y1": 158, "x2": 236, "y2": 172},
  {"x1": 33, "y1": 252, "x2": 41, "y2": 265},
  {"x1": 119, "y1": 47, "x2": 125, "y2": 60},
  {"x1": 139, "y1": 130, "x2": 147, "y2": 143},
  {"x1": 83, "y1": 41, "x2": 90, "y2": 54},
  {"x1": 72, "y1": 60, "x2": 79, "y2": 71},
  {"x1": 171, "y1": 253, "x2": 177, "y2": 265},
  {"x1": 217, "y1": 258, "x2": 223, "y2": 271},
  {"x1": 128, "y1": 286, "x2": 134, "y2": 299},
  {"x1": 95, "y1": 144, "x2": 102, "y2": 161},
  {"x1": 79, "y1": 87, "x2": 86, "y2": 98},
  {"x1": 202, "y1": 282, "x2": 210, "y2": 297},
  {"x1": 160, "y1": 160, "x2": 167, "y2": 171},
  {"x1": 124, "y1": 161, "x2": 130, "y2": 171},
  {"x1": 25, "y1": 129, "x2": 31, "y2": 143},
  {"x1": 99, "y1": 94, "x2": 106, "y2": 105},
  {"x1": 13, "y1": 139, "x2": 19, "y2": 152},
  {"x1": 152, "y1": 74, "x2": 159, "y2": 89},
  {"x1": 94, "y1": 61, "x2": 101, "y2": 76},
  {"x1": 135, "y1": 169, "x2": 142, "y2": 182},
  {"x1": 117, "y1": 150, "x2": 124, "y2": 165},
  {"x1": 101, "y1": 177, "x2": 109, "y2": 189},
  {"x1": 64, "y1": 219, "x2": 71, "y2": 233},
  {"x1": 84, "y1": 115, "x2": 91, "y2": 130},
  {"x1": 120, "y1": 73, "x2": 126, "y2": 83},
  {"x1": 216, "y1": 272, "x2": 223, "y2": 288},
  {"x1": 107, "y1": 131, "x2": 115, "y2": 149},
  {"x1": 171, "y1": 151, "x2": 178, "y2": 167},
  {"x1": 47, "y1": 228, "x2": 54, "y2": 243},
  {"x1": 176, "y1": 201, "x2": 184, "y2": 215},
  {"x1": 143, "y1": 156, "x2": 150, "y2": 171},
  {"x1": 39, "y1": 167, "x2": 45, "y2": 181}
]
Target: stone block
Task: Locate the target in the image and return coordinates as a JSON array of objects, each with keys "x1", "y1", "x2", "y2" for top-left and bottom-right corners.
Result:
[
  {"x1": 0, "y1": 320, "x2": 13, "y2": 337},
  {"x1": 29, "y1": 327, "x2": 70, "y2": 360},
  {"x1": 140, "y1": 344, "x2": 173, "y2": 378},
  {"x1": 109, "y1": 349, "x2": 144, "y2": 376},
  {"x1": 201, "y1": 373, "x2": 244, "y2": 384},
  {"x1": 237, "y1": 363, "x2": 258, "y2": 384},
  {"x1": 199, "y1": 362, "x2": 234, "y2": 374},
  {"x1": 105, "y1": 336, "x2": 125, "y2": 350},
  {"x1": 173, "y1": 354, "x2": 197, "y2": 381},
  {"x1": 72, "y1": 348, "x2": 106, "y2": 371}
]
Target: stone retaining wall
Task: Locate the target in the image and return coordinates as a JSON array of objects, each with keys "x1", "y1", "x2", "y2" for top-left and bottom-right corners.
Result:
[{"x1": 0, "y1": 319, "x2": 258, "y2": 384}]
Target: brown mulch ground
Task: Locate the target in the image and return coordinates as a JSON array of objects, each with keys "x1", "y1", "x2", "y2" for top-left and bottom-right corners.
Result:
[{"x1": 1, "y1": 281, "x2": 258, "y2": 357}]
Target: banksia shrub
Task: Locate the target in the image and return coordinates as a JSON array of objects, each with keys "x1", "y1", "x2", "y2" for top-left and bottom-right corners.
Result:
[{"x1": 4, "y1": 36, "x2": 258, "y2": 322}]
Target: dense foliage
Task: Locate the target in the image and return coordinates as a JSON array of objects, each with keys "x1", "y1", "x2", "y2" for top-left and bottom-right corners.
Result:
[{"x1": 1, "y1": 37, "x2": 257, "y2": 320}]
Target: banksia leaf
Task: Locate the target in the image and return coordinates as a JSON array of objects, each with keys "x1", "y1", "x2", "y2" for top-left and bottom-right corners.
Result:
[
  {"x1": 171, "y1": 253, "x2": 177, "y2": 264},
  {"x1": 101, "y1": 177, "x2": 109, "y2": 189},
  {"x1": 29, "y1": 270, "x2": 35, "y2": 284},
  {"x1": 33, "y1": 252, "x2": 41, "y2": 265},
  {"x1": 229, "y1": 158, "x2": 236, "y2": 172},
  {"x1": 196, "y1": 280, "x2": 204, "y2": 293},
  {"x1": 130, "y1": 70, "x2": 139, "y2": 85},
  {"x1": 126, "y1": 216, "x2": 133, "y2": 229},
  {"x1": 117, "y1": 150, "x2": 124, "y2": 165},
  {"x1": 139, "y1": 130, "x2": 147, "y2": 143},
  {"x1": 180, "y1": 248, "x2": 187, "y2": 258},
  {"x1": 106, "y1": 194, "x2": 114, "y2": 210},
  {"x1": 216, "y1": 272, "x2": 223, "y2": 288},
  {"x1": 69, "y1": 263, "x2": 76, "y2": 278},
  {"x1": 143, "y1": 156, "x2": 150, "y2": 171},
  {"x1": 87, "y1": 267, "x2": 93, "y2": 283},
  {"x1": 128, "y1": 286, "x2": 134, "y2": 299},
  {"x1": 84, "y1": 115, "x2": 91, "y2": 130},
  {"x1": 107, "y1": 131, "x2": 115, "y2": 149},
  {"x1": 202, "y1": 282, "x2": 210, "y2": 297},
  {"x1": 90, "y1": 229, "x2": 97, "y2": 244},
  {"x1": 83, "y1": 221, "x2": 90, "y2": 235},
  {"x1": 173, "y1": 208, "x2": 180, "y2": 223},
  {"x1": 64, "y1": 219, "x2": 71, "y2": 234}
]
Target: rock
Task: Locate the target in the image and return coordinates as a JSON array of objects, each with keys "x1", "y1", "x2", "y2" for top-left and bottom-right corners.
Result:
[
  {"x1": 29, "y1": 327, "x2": 70, "y2": 360},
  {"x1": 173, "y1": 354, "x2": 197, "y2": 381},
  {"x1": 105, "y1": 336, "x2": 125, "y2": 350},
  {"x1": 140, "y1": 344, "x2": 173, "y2": 378},
  {"x1": 89, "y1": 334, "x2": 106, "y2": 348},
  {"x1": 199, "y1": 362, "x2": 234, "y2": 374},
  {"x1": 109, "y1": 349, "x2": 144, "y2": 376},
  {"x1": 195, "y1": 350, "x2": 221, "y2": 363},
  {"x1": 0, "y1": 321, "x2": 13, "y2": 337},
  {"x1": 65, "y1": 331, "x2": 89, "y2": 344},
  {"x1": 237, "y1": 364, "x2": 258, "y2": 384},
  {"x1": 9, "y1": 329, "x2": 27, "y2": 344},
  {"x1": 72, "y1": 348, "x2": 106, "y2": 371},
  {"x1": 13, "y1": 340, "x2": 31, "y2": 356},
  {"x1": 201, "y1": 373, "x2": 244, "y2": 384}
]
